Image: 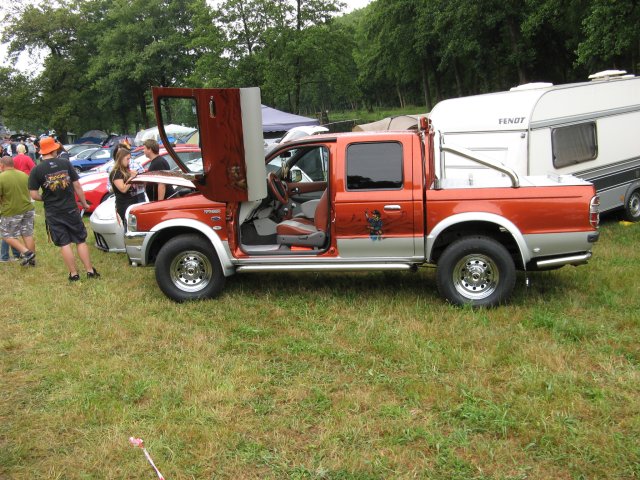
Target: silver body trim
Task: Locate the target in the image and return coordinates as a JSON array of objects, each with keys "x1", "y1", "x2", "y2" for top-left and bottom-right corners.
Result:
[
  {"x1": 426, "y1": 212, "x2": 530, "y2": 265},
  {"x1": 335, "y1": 237, "x2": 418, "y2": 259},
  {"x1": 523, "y1": 231, "x2": 597, "y2": 259},
  {"x1": 124, "y1": 218, "x2": 235, "y2": 276},
  {"x1": 529, "y1": 104, "x2": 640, "y2": 129}
]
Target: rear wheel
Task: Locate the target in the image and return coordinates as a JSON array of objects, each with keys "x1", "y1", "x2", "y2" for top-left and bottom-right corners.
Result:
[
  {"x1": 155, "y1": 234, "x2": 225, "y2": 302},
  {"x1": 436, "y1": 236, "x2": 516, "y2": 307},
  {"x1": 624, "y1": 188, "x2": 640, "y2": 222}
]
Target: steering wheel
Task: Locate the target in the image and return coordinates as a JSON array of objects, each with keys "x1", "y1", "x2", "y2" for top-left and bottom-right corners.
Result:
[{"x1": 267, "y1": 171, "x2": 288, "y2": 204}]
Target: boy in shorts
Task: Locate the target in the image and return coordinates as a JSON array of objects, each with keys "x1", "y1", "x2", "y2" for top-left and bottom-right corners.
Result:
[
  {"x1": 0, "y1": 156, "x2": 36, "y2": 265},
  {"x1": 28, "y1": 137, "x2": 99, "y2": 281}
]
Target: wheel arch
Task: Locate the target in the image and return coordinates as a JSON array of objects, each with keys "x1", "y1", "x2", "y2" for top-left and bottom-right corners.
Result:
[
  {"x1": 145, "y1": 219, "x2": 235, "y2": 276},
  {"x1": 623, "y1": 180, "x2": 640, "y2": 221},
  {"x1": 426, "y1": 213, "x2": 529, "y2": 269},
  {"x1": 623, "y1": 180, "x2": 640, "y2": 200}
]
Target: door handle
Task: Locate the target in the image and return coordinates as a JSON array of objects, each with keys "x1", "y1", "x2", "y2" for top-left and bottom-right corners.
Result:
[{"x1": 384, "y1": 205, "x2": 401, "y2": 211}]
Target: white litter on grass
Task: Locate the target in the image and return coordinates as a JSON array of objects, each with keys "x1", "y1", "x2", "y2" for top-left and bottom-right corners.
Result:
[{"x1": 129, "y1": 437, "x2": 165, "y2": 479}]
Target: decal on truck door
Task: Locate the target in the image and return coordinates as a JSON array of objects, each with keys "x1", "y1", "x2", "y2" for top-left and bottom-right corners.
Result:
[{"x1": 365, "y1": 209, "x2": 383, "y2": 240}]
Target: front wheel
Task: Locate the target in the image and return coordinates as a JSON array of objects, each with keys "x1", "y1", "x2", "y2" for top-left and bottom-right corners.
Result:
[
  {"x1": 155, "y1": 234, "x2": 226, "y2": 302},
  {"x1": 436, "y1": 236, "x2": 516, "y2": 307},
  {"x1": 624, "y1": 189, "x2": 640, "y2": 222}
]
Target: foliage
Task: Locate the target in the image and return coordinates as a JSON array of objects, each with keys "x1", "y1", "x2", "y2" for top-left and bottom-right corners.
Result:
[
  {"x1": 1, "y1": 205, "x2": 639, "y2": 478},
  {"x1": 0, "y1": 0, "x2": 638, "y2": 136}
]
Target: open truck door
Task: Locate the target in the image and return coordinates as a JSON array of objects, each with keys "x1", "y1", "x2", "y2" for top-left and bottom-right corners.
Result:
[{"x1": 151, "y1": 87, "x2": 267, "y2": 203}]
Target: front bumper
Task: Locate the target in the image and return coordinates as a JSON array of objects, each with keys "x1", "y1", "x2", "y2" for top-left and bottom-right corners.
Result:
[{"x1": 124, "y1": 231, "x2": 150, "y2": 266}]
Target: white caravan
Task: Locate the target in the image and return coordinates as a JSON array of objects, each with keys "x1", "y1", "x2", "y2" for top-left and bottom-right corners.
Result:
[{"x1": 429, "y1": 70, "x2": 640, "y2": 221}]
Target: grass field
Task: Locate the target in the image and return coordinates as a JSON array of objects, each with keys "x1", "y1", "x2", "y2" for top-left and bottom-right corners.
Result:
[{"x1": 1, "y1": 203, "x2": 638, "y2": 479}]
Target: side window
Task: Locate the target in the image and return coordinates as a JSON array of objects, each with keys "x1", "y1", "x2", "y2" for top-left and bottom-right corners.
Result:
[
  {"x1": 552, "y1": 122, "x2": 597, "y2": 168},
  {"x1": 346, "y1": 142, "x2": 403, "y2": 190}
]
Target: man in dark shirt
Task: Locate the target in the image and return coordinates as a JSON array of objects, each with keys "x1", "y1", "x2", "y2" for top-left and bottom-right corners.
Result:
[
  {"x1": 143, "y1": 139, "x2": 175, "y2": 201},
  {"x1": 28, "y1": 136, "x2": 100, "y2": 281}
]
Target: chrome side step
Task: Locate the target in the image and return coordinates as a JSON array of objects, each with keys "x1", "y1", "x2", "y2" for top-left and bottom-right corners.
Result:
[
  {"x1": 236, "y1": 263, "x2": 415, "y2": 273},
  {"x1": 535, "y1": 252, "x2": 592, "y2": 269}
]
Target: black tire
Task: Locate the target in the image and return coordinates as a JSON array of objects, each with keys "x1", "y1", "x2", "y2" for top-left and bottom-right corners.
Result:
[
  {"x1": 624, "y1": 188, "x2": 640, "y2": 222},
  {"x1": 436, "y1": 236, "x2": 516, "y2": 307},
  {"x1": 155, "y1": 234, "x2": 226, "y2": 302},
  {"x1": 75, "y1": 167, "x2": 83, "y2": 175}
]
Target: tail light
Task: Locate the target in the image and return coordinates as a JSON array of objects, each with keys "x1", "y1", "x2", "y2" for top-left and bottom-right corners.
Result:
[{"x1": 589, "y1": 195, "x2": 600, "y2": 228}]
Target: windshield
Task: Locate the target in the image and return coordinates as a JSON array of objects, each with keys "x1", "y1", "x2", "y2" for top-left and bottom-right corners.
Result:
[
  {"x1": 92, "y1": 149, "x2": 112, "y2": 160},
  {"x1": 76, "y1": 148, "x2": 99, "y2": 159}
]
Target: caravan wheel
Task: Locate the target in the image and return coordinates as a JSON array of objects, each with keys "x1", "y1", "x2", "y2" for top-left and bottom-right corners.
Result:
[{"x1": 624, "y1": 189, "x2": 640, "y2": 222}]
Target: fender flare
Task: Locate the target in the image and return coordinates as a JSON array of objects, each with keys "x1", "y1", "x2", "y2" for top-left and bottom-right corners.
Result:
[
  {"x1": 426, "y1": 212, "x2": 530, "y2": 266},
  {"x1": 623, "y1": 180, "x2": 640, "y2": 201},
  {"x1": 146, "y1": 218, "x2": 236, "y2": 276}
]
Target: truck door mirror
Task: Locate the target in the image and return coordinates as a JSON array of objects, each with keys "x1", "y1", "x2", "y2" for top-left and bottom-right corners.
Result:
[{"x1": 290, "y1": 170, "x2": 303, "y2": 183}]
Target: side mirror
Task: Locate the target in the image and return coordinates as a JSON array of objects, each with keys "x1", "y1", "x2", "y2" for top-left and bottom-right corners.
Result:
[{"x1": 290, "y1": 170, "x2": 303, "y2": 183}]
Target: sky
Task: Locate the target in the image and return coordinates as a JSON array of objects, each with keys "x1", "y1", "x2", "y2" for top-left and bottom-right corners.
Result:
[
  {"x1": 0, "y1": 0, "x2": 373, "y2": 73},
  {"x1": 342, "y1": 0, "x2": 373, "y2": 13}
]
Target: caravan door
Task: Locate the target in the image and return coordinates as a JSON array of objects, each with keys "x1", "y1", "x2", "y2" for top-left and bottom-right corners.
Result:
[{"x1": 151, "y1": 87, "x2": 267, "y2": 203}]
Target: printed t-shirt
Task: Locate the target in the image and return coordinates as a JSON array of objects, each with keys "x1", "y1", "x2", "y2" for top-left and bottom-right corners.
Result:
[{"x1": 28, "y1": 157, "x2": 80, "y2": 214}]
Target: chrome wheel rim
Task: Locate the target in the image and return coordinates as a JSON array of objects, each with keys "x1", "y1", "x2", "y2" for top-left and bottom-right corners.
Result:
[
  {"x1": 629, "y1": 192, "x2": 640, "y2": 218},
  {"x1": 169, "y1": 250, "x2": 212, "y2": 293},
  {"x1": 453, "y1": 254, "x2": 499, "y2": 300}
]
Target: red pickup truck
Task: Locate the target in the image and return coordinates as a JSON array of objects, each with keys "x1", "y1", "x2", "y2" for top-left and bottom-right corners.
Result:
[{"x1": 124, "y1": 87, "x2": 600, "y2": 307}]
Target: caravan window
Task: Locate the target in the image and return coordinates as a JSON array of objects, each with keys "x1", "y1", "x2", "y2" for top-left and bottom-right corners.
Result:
[{"x1": 552, "y1": 122, "x2": 597, "y2": 168}]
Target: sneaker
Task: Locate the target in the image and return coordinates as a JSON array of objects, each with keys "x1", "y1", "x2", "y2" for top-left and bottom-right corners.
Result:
[
  {"x1": 87, "y1": 268, "x2": 100, "y2": 279},
  {"x1": 27, "y1": 259, "x2": 36, "y2": 267},
  {"x1": 20, "y1": 250, "x2": 35, "y2": 266},
  {"x1": 69, "y1": 273, "x2": 80, "y2": 282}
]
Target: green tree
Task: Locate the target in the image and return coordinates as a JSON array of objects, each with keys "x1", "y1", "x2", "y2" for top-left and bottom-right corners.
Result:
[
  {"x1": 2, "y1": 1, "x2": 103, "y2": 140},
  {"x1": 576, "y1": 0, "x2": 640, "y2": 73},
  {"x1": 0, "y1": 67, "x2": 47, "y2": 133},
  {"x1": 88, "y1": 0, "x2": 206, "y2": 130}
]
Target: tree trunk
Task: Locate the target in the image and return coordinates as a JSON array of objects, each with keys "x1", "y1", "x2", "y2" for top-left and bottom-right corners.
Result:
[
  {"x1": 421, "y1": 60, "x2": 432, "y2": 110},
  {"x1": 293, "y1": 0, "x2": 302, "y2": 113},
  {"x1": 506, "y1": 17, "x2": 527, "y2": 84},
  {"x1": 429, "y1": 56, "x2": 442, "y2": 102},
  {"x1": 139, "y1": 91, "x2": 149, "y2": 128},
  {"x1": 453, "y1": 61, "x2": 463, "y2": 97}
]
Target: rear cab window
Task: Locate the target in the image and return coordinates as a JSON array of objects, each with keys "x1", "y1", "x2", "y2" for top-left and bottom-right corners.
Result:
[{"x1": 346, "y1": 142, "x2": 404, "y2": 190}]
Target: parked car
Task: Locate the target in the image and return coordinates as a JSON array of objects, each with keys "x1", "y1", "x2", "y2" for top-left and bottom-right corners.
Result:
[
  {"x1": 78, "y1": 146, "x2": 201, "y2": 213},
  {"x1": 71, "y1": 148, "x2": 112, "y2": 172},
  {"x1": 66, "y1": 143, "x2": 102, "y2": 157},
  {"x1": 70, "y1": 147, "x2": 99, "y2": 161},
  {"x1": 264, "y1": 125, "x2": 329, "y2": 155},
  {"x1": 90, "y1": 174, "x2": 197, "y2": 252}
]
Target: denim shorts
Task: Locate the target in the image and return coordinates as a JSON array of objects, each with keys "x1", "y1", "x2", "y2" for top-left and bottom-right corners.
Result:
[{"x1": 0, "y1": 209, "x2": 35, "y2": 239}]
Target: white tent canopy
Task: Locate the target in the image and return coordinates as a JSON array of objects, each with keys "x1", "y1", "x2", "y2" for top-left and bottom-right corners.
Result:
[
  {"x1": 134, "y1": 124, "x2": 195, "y2": 146},
  {"x1": 352, "y1": 114, "x2": 426, "y2": 132}
]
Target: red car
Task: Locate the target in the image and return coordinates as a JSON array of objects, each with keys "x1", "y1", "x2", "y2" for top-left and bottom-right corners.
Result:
[{"x1": 76, "y1": 145, "x2": 201, "y2": 213}]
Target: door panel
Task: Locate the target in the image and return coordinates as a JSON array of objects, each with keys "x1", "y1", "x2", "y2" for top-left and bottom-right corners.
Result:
[
  {"x1": 152, "y1": 87, "x2": 267, "y2": 203},
  {"x1": 333, "y1": 139, "x2": 417, "y2": 259}
]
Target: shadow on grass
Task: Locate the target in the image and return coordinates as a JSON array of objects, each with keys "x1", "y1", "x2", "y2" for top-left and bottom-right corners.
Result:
[{"x1": 225, "y1": 268, "x2": 440, "y2": 302}]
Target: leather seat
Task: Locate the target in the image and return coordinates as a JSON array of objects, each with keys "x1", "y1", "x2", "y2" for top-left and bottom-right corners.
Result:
[{"x1": 276, "y1": 190, "x2": 329, "y2": 247}]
